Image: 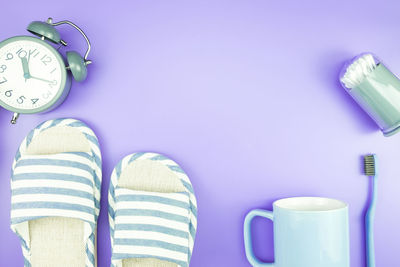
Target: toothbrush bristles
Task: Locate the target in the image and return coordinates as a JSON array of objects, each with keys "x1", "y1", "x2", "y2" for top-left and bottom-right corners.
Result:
[{"x1": 364, "y1": 154, "x2": 376, "y2": 176}]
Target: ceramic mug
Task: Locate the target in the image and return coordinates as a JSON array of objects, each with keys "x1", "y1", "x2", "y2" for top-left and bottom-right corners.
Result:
[{"x1": 243, "y1": 197, "x2": 350, "y2": 267}]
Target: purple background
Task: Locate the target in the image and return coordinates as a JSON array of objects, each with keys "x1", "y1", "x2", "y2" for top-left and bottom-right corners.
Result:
[{"x1": 1, "y1": 1, "x2": 400, "y2": 266}]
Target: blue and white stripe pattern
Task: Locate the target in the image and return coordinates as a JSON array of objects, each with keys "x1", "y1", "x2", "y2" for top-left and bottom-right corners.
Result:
[
  {"x1": 10, "y1": 118, "x2": 102, "y2": 267},
  {"x1": 108, "y1": 153, "x2": 197, "y2": 267}
]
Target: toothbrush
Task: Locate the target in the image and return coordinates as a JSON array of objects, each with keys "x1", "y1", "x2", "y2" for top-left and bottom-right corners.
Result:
[{"x1": 364, "y1": 154, "x2": 377, "y2": 267}]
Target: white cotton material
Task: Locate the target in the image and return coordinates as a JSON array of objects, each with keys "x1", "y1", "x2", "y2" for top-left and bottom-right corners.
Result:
[{"x1": 341, "y1": 54, "x2": 377, "y2": 89}]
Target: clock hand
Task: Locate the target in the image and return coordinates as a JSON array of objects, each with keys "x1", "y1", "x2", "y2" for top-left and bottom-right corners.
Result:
[
  {"x1": 30, "y1": 75, "x2": 53, "y2": 84},
  {"x1": 20, "y1": 57, "x2": 31, "y2": 81}
]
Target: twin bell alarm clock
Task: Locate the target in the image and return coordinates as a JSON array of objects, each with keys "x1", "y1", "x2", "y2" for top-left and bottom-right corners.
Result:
[{"x1": 0, "y1": 17, "x2": 92, "y2": 124}]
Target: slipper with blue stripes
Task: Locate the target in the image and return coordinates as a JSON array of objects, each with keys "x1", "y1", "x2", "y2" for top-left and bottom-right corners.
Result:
[
  {"x1": 108, "y1": 152, "x2": 197, "y2": 267},
  {"x1": 10, "y1": 118, "x2": 102, "y2": 267}
]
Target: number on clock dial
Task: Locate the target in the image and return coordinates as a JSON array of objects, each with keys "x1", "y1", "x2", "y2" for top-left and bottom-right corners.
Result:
[
  {"x1": 5, "y1": 53, "x2": 13, "y2": 61},
  {"x1": 5, "y1": 90, "x2": 12, "y2": 97},
  {"x1": 41, "y1": 54, "x2": 52, "y2": 65},
  {"x1": 0, "y1": 65, "x2": 6, "y2": 73},
  {"x1": 17, "y1": 95, "x2": 25, "y2": 104},
  {"x1": 16, "y1": 48, "x2": 27, "y2": 58},
  {"x1": 29, "y1": 49, "x2": 39, "y2": 59}
]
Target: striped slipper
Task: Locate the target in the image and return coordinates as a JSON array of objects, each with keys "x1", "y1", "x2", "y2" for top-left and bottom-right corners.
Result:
[
  {"x1": 108, "y1": 152, "x2": 197, "y2": 267},
  {"x1": 10, "y1": 118, "x2": 102, "y2": 267}
]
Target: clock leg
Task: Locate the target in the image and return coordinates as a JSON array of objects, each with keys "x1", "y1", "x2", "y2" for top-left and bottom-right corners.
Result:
[{"x1": 11, "y1": 113, "x2": 19, "y2": 124}]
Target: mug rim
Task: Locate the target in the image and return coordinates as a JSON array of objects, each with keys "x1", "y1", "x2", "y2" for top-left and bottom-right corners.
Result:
[{"x1": 273, "y1": 197, "x2": 348, "y2": 212}]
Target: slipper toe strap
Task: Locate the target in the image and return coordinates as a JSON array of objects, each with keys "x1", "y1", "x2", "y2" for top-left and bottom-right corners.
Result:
[
  {"x1": 10, "y1": 151, "x2": 98, "y2": 267},
  {"x1": 111, "y1": 187, "x2": 191, "y2": 267}
]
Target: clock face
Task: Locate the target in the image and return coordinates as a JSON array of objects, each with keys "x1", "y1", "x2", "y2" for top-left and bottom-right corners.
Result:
[{"x1": 0, "y1": 36, "x2": 66, "y2": 113}]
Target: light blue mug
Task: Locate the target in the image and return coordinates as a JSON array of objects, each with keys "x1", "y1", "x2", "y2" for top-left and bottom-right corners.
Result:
[{"x1": 244, "y1": 197, "x2": 350, "y2": 267}]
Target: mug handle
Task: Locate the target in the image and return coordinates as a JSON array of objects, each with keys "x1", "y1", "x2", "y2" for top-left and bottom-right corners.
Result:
[{"x1": 244, "y1": 209, "x2": 275, "y2": 267}]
